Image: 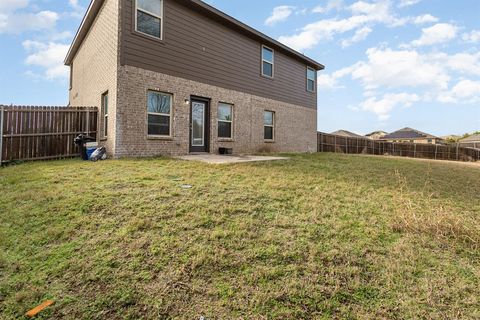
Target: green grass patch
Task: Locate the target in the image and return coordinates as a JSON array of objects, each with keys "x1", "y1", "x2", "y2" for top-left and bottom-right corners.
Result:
[{"x1": 0, "y1": 153, "x2": 479, "y2": 319}]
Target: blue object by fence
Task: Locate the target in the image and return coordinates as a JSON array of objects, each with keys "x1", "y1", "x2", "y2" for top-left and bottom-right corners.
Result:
[{"x1": 86, "y1": 147, "x2": 96, "y2": 160}]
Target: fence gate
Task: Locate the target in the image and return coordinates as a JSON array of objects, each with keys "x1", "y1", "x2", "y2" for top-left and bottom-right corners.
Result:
[{"x1": 0, "y1": 106, "x2": 98, "y2": 164}]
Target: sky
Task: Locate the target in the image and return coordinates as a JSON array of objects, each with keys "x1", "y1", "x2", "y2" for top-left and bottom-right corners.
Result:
[{"x1": 0, "y1": 0, "x2": 479, "y2": 136}]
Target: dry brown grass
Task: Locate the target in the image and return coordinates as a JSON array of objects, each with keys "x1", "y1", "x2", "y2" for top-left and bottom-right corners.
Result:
[{"x1": 392, "y1": 169, "x2": 480, "y2": 249}]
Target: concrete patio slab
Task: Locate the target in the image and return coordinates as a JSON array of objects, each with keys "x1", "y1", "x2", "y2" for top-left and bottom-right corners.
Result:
[{"x1": 177, "y1": 154, "x2": 289, "y2": 164}]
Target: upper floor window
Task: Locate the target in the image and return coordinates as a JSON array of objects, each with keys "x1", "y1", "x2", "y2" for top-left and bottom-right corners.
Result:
[
  {"x1": 136, "y1": 0, "x2": 163, "y2": 39},
  {"x1": 147, "y1": 90, "x2": 172, "y2": 137},
  {"x1": 262, "y1": 46, "x2": 274, "y2": 78},
  {"x1": 307, "y1": 67, "x2": 316, "y2": 92}
]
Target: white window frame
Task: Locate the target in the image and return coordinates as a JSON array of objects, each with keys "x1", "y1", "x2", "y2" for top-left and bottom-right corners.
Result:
[
  {"x1": 217, "y1": 103, "x2": 233, "y2": 139},
  {"x1": 135, "y1": 0, "x2": 164, "y2": 40},
  {"x1": 147, "y1": 90, "x2": 173, "y2": 138},
  {"x1": 69, "y1": 64, "x2": 73, "y2": 90},
  {"x1": 261, "y1": 45, "x2": 274, "y2": 78},
  {"x1": 307, "y1": 67, "x2": 316, "y2": 93},
  {"x1": 101, "y1": 91, "x2": 108, "y2": 138},
  {"x1": 264, "y1": 110, "x2": 275, "y2": 142}
]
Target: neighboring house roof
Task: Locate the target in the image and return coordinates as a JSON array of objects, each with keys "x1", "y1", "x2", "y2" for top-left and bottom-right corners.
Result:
[
  {"x1": 382, "y1": 127, "x2": 441, "y2": 140},
  {"x1": 64, "y1": 0, "x2": 325, "y2": 70},
  {"x1": 331, "y1": 130, "x2": 364, "y2": 138},
  {"x1": 365, "y1": 131, "x2": 388, "y2": 140},
  {"x1": 459, "y1": 134, "x2": 480, "y2": 142},
  {"x1": 366, "y1": 131, "x2": 388, "y2": 137},
  {"x1": 442, "y1": 135, "x2": 461, "y2": 141}
]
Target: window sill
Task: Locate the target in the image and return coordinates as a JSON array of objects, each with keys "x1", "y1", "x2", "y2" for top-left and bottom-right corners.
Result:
[
  {"x1": 261, "y1": 74, "x2": 275, "y2": 80},
  {"x1": 218, "y1": 138, "x2": 235, "y2": 142},
  {"x1": 148, "y1": 135, "x2": 173, "y2": 141},
  {"x1": 100, "y1": 137, "x2": 107, "y2": 141},
  {"x1": 133, "y1": 30, "x2": 165, "y2": 44},
  {"x1": 264, "y1": 140, "x2": 275, "y2": 143}
]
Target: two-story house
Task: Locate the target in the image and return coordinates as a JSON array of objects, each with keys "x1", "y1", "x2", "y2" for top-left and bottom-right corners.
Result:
[
  {"x1": 65, "y1": 0, "x2": 324, "y2": 157},
  {"x1": 380, "y1": 128, "x2": 444, "y2": 145}
]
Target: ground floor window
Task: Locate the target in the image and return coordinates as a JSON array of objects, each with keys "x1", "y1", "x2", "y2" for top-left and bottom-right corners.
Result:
[
  {"x1": 218, "y1": 103, "x2": 233, "y2": 138},
  {"x1": 264, "y1": 111, "x2": 275, "y2": 141},
  {"x1": 101, "y1": 91, "x2": 108, "y2": 138},
  {"x1": 147, "y1": 90, "x2": 172, "y2": 136}
]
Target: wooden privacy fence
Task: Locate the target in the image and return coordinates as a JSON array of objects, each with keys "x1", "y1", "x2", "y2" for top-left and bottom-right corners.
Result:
[
  {"x1": 317, "y1": 132, "x2": 480, "y2": 162},
  {"x1": 458, "y1": 142, "x2": 479, "y2": 149},
  {"x1": 0, "y1": 106, "x2": 98, "y2": 164}
]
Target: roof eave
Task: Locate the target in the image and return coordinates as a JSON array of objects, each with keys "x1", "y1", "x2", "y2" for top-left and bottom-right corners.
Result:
[{"x1": 64, "y1": 0, "x2": 105, "y2": 66}]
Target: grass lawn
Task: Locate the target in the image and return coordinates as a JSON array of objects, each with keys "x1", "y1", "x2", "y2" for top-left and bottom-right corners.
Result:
[{"x1": 1, "y1": 153, "x2": 479, "y2": 319}]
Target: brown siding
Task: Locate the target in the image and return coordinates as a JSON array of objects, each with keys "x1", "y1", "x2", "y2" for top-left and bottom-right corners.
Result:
[{"x1": 120, "y1": 0, "x2": 317, "y2": 109}]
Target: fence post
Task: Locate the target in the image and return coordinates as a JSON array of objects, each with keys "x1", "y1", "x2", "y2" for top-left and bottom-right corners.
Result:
[
  {"x1": 0, "y1": 105, "x2": 4, "y2": 165},
  {"x1": 334, "y1": 135, "x2": 337, "y2": 153},
  {"x1": 435, "y1": 144, "x2": 438, "y2": 160},
  {"x1": 456, "y1": 143, "x2": 459, "y2": 161},
  {"x1": 86, "y1": 108, "x2": 90, "y2": 136},
  {"x1": 321, "y1": 133, "x2": 324, "y2": 153},
  {"x1": 414, "y1": 143, "x2": 417, "y2": 158}
]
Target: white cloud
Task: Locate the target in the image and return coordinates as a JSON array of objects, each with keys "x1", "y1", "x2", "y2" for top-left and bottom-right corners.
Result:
[
  {"x1": 412, "y1": 14, "x2": 438, "y2": 25},
  {"x1": 438, "y1": 80, "x2": 480, "y2": 104},
  {"x1": 317, "y1": 74, "x2": 338, "y2": 89},
  {"x1": 408, "y1": 23, "x2": 458, "y2": 47},
  {"x1": 279, "y1": 0, "x2": 407, "y2": 51},
  {"x1": 430, "y1": 52, "x2": 480, "y2": 77},
  {"x1": 23, "y1": 41, "x2": 70, "y2": 80},
  {"x1": 398, "y1": 0, "x2": 422, "y2": 8},
  {"x1": 0, "y1": 0, "x2": 29, "y2": 13},
  {"x1": 68, "y1": 0, "x2": 81, "y2": 10},
  {"x1": 350, "y1": 47, "x2": 450, "y2": 90},
  {"x1": 68, "y1": 0, "x2": 85, "y2": 19},
  {"x1": 321, "y1": 45, "x2": 480, "y2": 119},
  {"x1": 320, "y1": 47, "x2": 480, "y2": 94},
  {"x1": 360, "y1": 93, "x2": 420, "y2": 120},
  {"x1": 317, "y1": 66, "x2": 357, "y2": 89},
  {"x1": 312, "y1": 0, "x2": 344, "y2": 14},
  {"x1": 342, "y1": 26, "x2": 372, "y2": 47},
  {"x1": 0, "y1": 10, "x2": 58, "y2": 34},
  {"x1": 265, "y1": 6, "x2": 296, "y2": 26},
  {"x1": 462, "y1": 30, "x2": 480, "y2": 43},
  {"x1": 49, "y1": 30, "x2": 74, "y2": 41}
]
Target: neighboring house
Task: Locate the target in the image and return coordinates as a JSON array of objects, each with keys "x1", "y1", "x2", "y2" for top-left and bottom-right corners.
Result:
[
  {"x1": 65, "y1": 0, "x2": 324, "y2": 157},
  {"x1": 442, "y1": 135, "x2": 461, "y2": 143},
  {"x1": 365, "y1": 131, "x2": 387, "y2": 140},
  {"x1": 458, "y1": 134, "x2": 480, "y2": 149},
  {"x1": 380, "y1": 128, "x2": 443, "y2": 144},
  {"x1": 330, "y1": 130, "x2": 364, "y2": 138}
]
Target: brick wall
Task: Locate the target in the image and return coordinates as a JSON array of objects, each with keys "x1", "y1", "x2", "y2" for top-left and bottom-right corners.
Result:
[
  {"x1": 69, "y1": 0, "x2": 120, "y2": 154},
  {"x1": 114, "y1": 65, "x2": 317, "y2": 157}
]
